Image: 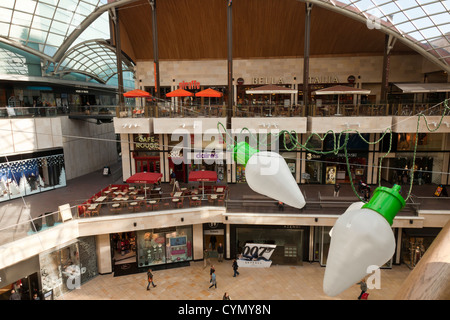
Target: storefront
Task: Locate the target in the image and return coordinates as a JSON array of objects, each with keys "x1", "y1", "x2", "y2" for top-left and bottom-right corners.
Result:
[
  {"x1": 0, "y1": 149, "x2": 66, "y2": 203},
  {"x1": 0, "y1": 256, "x2": 40, "y2": 300},
  {"x1": 39, "y1": 237, "x2": 98, "y2": 300},
  {"x1": 203, "y1": 223, "x2": 226, "y2": 259},
  {"x1": 388, "y1": 133, "x2": 445, "y2": 185},
  {"x1": 401, "y1": 227, "x2": 441, "y2": 269},
  {"x1": 230, "y1": 225, "x2": 308, "y2": 266},
  {"x1": 110, "y1": 226, "x2": 194, "y2": 275}
]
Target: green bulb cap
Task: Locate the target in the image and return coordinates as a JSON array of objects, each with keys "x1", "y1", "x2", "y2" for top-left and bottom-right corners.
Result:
[
  {"x1": 362, "y1": 184, "x2": 405, "y2": 225},
  {"x1": 233, "y1": 142, "x2": 259, "y2": 165}
]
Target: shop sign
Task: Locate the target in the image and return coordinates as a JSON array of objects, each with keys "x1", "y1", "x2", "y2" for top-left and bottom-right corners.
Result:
[
  {"x1": 237, "y1": 243, "x2": 276, "y2": 268},
  {"x1": 308, "y1": 76, "x2": 339, "y2": 84},
  {"x1": 179, "y1": 80, "x2": 200, "y2": 90},
  {"x1": 252, "y1": 77, "x2": 284, "y2": 85},
  {"x1": 134, "y1": 134, "x2": 159, "y2": 150}
]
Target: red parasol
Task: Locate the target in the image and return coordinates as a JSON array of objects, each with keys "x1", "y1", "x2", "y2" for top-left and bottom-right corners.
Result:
[
  {"x1": 123, "y1": 89, "x2": 152, "y2": 98},
  {"x1": 166, "y1": 88, "x2": 194, "y2": 97},
  {"x1": 195, "y1": 88, "x2": 223, "y2": 98},
  {"x1": 189, "y1": 170, "x2": 217, "y2": 199},
  {"x1": 126, "y1": 172, "x2": 163, "y2": 197}
]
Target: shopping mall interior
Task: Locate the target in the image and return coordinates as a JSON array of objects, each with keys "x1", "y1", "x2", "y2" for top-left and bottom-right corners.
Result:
[{"x1": 0, "y1": 0, "x2": 449, "y2": 303}]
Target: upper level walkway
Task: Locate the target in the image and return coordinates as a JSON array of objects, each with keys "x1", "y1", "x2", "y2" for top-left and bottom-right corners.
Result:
[
  {"x1": 0, "y1": 160, "x2": 448, "y2": 251},
  {"x1": 1, "y1": 101, "x2": 446, "y2": 121}
]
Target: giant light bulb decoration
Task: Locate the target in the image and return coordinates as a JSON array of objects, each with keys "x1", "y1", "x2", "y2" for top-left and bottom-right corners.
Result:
[
  {"x1": 233, "y1": 141, "x2": 306, "y2": 209},
  {"x1": 323, "y1": 184, "x2": 405, "y2": 297}
]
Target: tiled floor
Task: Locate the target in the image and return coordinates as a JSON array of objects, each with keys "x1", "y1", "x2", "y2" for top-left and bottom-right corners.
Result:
[{"x1": 57, "y1": 259, "x2": 412, "y2": 300}]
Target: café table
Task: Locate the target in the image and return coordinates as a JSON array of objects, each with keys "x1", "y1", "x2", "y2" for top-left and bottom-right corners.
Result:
[
  {"x1": 174, "y1": 191, "x2": 183, "y2": 198},
  {"x1": 216, "y1": 187, "x2": 224, "y2": 193},
  {"x1": 148, "y1": 200, "x2": 157, "y2": 210},
  {"x1": 129, "y1": 201, "x2": 139, "y2": 212}
]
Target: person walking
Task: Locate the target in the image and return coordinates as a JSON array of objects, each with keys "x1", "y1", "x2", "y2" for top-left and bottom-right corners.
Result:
[
  {"x1": 232, "y1": 259, "x2": 240, "y2": 277},
  {"x1": 357, "y1": 279, "x2": 368, "y2": 300},
  {"x1": 203, "y1": 249, "x2": 210, "y2": 269},
  {"x1": 147, "y1": 269, "x2": 157, "y2": 290},
  {"x1": 217, "y1": 243, "x2": 224, "y2": 262},
  {"x1": 209, "y1": 264, "x2": 215, "y2": 283},
  {"x1": 334, "y1": 183, "x2": 340, "y2": 197},
  {"x1": 209, "y1": 270, "x2": 217, "y2": 289}
]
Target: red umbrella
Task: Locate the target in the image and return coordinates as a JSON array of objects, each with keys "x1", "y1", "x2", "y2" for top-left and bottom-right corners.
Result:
[
  {"x1": 195, "y1": 88, "x2": 223, "y2": 112},
  {"x1": 166, "y1": 88, "x2": 194, "y2": 97},
  {"x1": 166, "y1": 89, "x2": 194, "y2": 114},
  {"x1": 126, "y1": 172, "x2": 163, "y2": 197},
  {"x1": 195, "y1": 88, "x2": 223, "y2": 98},
  {"x1": 123, "y1": 89, "x2": 152, "y2": 98},
  {"x1": 189, "y1": 170, "x2": 217, "y2": 199}
]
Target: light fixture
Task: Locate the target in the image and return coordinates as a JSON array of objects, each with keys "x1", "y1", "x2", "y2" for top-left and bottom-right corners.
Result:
[
  {"x1": 323, "y1": 185, "x2": 405, "y2": 297},
  {"x1": 233, "y1": 142, "x2": 306, "y2": 209}
]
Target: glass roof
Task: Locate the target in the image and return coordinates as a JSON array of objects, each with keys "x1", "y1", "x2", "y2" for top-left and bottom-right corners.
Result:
[
  {"x1": 0, "y1": 0, "x2": 135, "y2": 84},
  {"x1": 304, "y1": 0, "x2": 450, "y2": 71},
  {"x1": 53, "y1": 39, "x2": 134, "y2": 84},
  {"x1": 0, "y1": 0, "x2": 110, "y2": 58}
]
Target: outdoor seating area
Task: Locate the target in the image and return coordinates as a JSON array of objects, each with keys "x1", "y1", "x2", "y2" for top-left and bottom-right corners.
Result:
[{"x1": 76, "y1": 183, "x2": 229, "y2": 218}]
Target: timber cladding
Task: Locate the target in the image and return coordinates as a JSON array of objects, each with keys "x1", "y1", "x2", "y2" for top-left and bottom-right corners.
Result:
[{"x1": 118, "y1": 0, "x2": 414, "y2": 61}]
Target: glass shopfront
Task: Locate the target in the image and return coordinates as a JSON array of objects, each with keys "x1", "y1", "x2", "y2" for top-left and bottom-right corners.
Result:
[
  {"x1": 135, "y1": 226, "x2": 193, "y2": 268},
  {"x1": 0, "y1": 149, "x2": 66, "y2": 203},
  {"x1": 232, "y1": 225, "x2": 306, "y2": 265},
  {"x1": 401, "y1": 228, "x2": 440, "y2": 269}
]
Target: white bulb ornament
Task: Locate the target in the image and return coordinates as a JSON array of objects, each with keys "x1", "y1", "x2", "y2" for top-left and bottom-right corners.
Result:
[
  {"x1": 233, "y1": 142, "x2": 306, "y2": 209},
  {"x1": 323, "y1": 185, "x2": 405, "y2": 297}
]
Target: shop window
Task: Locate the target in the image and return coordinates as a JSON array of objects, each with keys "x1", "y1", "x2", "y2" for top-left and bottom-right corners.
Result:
[
  {"x1": 0, "y1": 153, "x2": 66, "y2": 203},
  {"x1": 136, "y1": 226, "x2": 193, "y2": 268}
]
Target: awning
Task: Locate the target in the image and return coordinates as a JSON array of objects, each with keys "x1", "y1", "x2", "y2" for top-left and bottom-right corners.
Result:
[
  {"x1": 188, "y1": 170, "x2": 217, "y2": 182},
  {"x1": 246, "y1": 84, "x2": 297, "y2": 94},
  {"x1": 126, "y1": 172, "x2": 163, "y2": 184},
  {"x1": 312, "y1": 85, "x2": 371, "y2": 95},
  {"x1": 393, "y1": 83, "x2": 450, "y2": 93}
]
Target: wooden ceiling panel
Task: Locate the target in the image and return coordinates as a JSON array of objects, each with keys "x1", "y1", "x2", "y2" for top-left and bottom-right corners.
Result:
[{"x1": 118, "y1": 0, "x2": 415, "y2": 61}]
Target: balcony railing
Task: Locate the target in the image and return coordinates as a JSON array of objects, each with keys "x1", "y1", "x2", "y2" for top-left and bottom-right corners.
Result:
[{"x1": 0, "y1": 102, "x2": 445, "y2": 119}]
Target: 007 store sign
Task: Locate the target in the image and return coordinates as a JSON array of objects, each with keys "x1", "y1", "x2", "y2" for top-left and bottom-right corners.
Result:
[{"x1": 237, "y1": 243, "x2": 276, "y2": 268}]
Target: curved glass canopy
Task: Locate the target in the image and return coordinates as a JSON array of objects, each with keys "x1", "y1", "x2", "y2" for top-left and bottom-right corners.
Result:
[
  {"x1": 0, "y1": 0, "x2": 136, "y2": 83},
  {"x1": 302, "y1": 0, "x2": 450, "y2": 72},
  {"x1": 53, "y1": 39, "x2": 134, "y2": 84}
]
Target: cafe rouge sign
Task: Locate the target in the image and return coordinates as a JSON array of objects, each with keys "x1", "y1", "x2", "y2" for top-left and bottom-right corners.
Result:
[{"x1": 134, "y1": 134, "x2": 159, "y2": 150}]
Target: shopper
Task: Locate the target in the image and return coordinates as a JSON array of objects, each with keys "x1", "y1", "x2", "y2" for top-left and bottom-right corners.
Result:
[
  {"x1": 334, "y1": 183, "x2": 340, "y2": 197},
  {"x1": 147, "y1": 269, "x2": 157, "y2": 290},
  {"x1": 9, "y1": 289, "x2": 20, "y2": 300},
  {"x1": 217, "y1": 243, "x2": 224, "y2": 262},
  {"x1": 210, "y1": 264, "x2": 215, "y2": 283},
  {"x1": 277, "y1": 201, "x2": 284, "y2": 211},
  {"x1": 203, "y1": 249, "x2": 210, "y2": 269},
  {"x1": 232, "y1": 259, "x2": 240, "y2": 277},
  {"x1": 223, "y1": 292, "x2": 231, "y2": 300},
  {"x1": 209, "y1": 270, "x2": 217, "y2": 289},
  {"x1": 357, "y1": 279, "x2": 368, "y2": 300}
]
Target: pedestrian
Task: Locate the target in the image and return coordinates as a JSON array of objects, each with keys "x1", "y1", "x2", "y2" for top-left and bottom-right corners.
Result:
[
  {"x1": 146, "y1": 269, "x2": 157, "y2": 290},
  {"x1": 232, "y1": 259, "x2": 240, "y2": 277},
  {"x1": 223, "y1": 292, "x2": 231, "y2": 300},
  {"x1": 209, "y1": 264, "x2": 215, "y2": 283},
  {"x1": 209, "y1": 270, "x2": 217, "y2": 289},
  {"x1": 334, "y1": 183, "x2": 340, "y2": 197},
  {"x1": 357, "y1": 279, "x2": 368, "y2": 300},
  {"x1": 217, "y1": 243, "x2": 224, "y2": 262},
  {"x1": 203, "y1": 249, "x2": 210, "y2": 268},
  {"x1": 33, "y1": 293, "x2": 40, "y2": 300},
  {"x1": 277, "y1": 201, "x2": 284, "y2": 211},
  {"x1": 363, "y1": 189, "x2": 370, "y2": 202},
  {"x1": 9, "y1": 289, "x2": 20, "y2": 300}
]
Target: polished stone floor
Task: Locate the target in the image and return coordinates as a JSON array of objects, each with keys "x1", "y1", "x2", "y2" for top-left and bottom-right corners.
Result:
[{"x1": 57, "y1": 259, "x2": 412, "y2": 301}]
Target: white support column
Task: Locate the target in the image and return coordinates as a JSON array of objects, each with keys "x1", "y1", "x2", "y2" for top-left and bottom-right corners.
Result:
[{"x1": 96, "y1": 234, "x2": 112, "y2": 274}]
